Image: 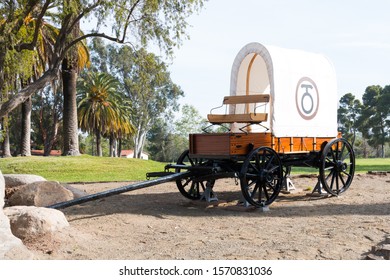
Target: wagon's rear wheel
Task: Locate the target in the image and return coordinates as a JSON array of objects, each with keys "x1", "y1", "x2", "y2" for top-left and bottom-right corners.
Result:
[
  {"x1": 240, "y1": 147, "x2": 283, "y2": 207},
  {"x1": 175, "y1": 150, "x2": 215, "y2": 200},
  {"x1": 319, "y1": 138, "x2": 355, "y2": 195}
]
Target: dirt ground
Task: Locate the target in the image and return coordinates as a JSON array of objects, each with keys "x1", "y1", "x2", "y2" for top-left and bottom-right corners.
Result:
[{"x1": 25, "y1": 173, "x2": 390, "y2": 260}]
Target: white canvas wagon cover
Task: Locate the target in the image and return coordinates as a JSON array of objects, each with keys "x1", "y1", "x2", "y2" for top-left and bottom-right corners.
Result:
[{"x1": 229, "y1": 42, "x2": 338, "y2": 138}]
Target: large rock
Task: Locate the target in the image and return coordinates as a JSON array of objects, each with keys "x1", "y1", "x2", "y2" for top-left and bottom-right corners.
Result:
[
  {"x1": 8, "y1": 181, "x2": 74, "y2": 207},
  {"x1": 4, "y1": 174, "x2": 46, "y2": 188},
  {"x1": 4, "y1": 206, "x2": 69, "y2": 240},
  {"x1": 62, "y1": 183, "x2": 88, "y2": 199},
  {"x1": 0, "y1": 171, "x2": 34, "y2": 259}
]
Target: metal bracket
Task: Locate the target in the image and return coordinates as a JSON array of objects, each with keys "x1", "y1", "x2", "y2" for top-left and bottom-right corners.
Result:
[
  {"x1": 307, "y1": 176, "x2": 330, "y2": 197},
  {"x1": 312, "y1": 176, "x2": 324, "y2": 194},
  {"x1": 202, "y1": 123, "x2": 230, "y2": 133},
  {"x1": 238, "y1": 123, "x2": 269, "y2": 134},
  {"x1": 282, "y1": 175, "x2": 296, "y2": 193},
  {"x1": 200, "y1": 181, "x2": 218, "y2": 202}
]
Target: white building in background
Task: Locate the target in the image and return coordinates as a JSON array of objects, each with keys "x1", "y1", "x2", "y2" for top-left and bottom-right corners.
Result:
[{"x1": 120, "y1": 150, "x2": 149, "y2": 160}]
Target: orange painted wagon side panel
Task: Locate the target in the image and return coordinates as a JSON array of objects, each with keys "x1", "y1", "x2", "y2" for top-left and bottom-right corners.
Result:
[{"x1": 189, "y1": 132, "x2": 340, "y2": 156}]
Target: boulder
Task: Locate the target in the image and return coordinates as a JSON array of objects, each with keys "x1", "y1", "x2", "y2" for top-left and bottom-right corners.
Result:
[
  {"x1": 0, "y1": 170, "x2": 34, "y2": 259},
  {"x1": 4, "y1": 206, "x2": 69, "y2": 240},
  {"x1": 8, "y1": 181, "x2": 74, "y2": 207},
  {"x1": 4, "y1": 174, "x2": 46, "y2": 188},
  {"x1": 62, "y1": 183, "x2": 88, "y2": 199}
]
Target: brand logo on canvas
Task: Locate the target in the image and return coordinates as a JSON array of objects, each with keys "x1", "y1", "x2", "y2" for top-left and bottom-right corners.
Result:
[{"x1": 295, "y1": 77, "x2": 319, "y2": 120}]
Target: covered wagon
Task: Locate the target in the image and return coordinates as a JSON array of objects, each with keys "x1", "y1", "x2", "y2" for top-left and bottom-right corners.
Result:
[
  {"x1": 49, "y1": 42, "x2": 356, "y2": 211},
  {"x1": 174, "y1": 42, "x2": 355, "y2": 208}
]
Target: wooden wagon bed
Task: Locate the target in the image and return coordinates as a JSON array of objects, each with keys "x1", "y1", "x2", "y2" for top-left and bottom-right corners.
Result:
[{"x1": 189, "y1": 132, "x2": 338, "y2": 158}]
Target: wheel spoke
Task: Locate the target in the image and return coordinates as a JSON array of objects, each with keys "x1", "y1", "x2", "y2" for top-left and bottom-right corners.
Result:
[
  {"x1": 329, "y1": 170, "x2": 336, "y2": 190},
  {"x1": 261, "y1": 149, "x2": 267, "y2": 168},
  {"x1": 188, "y1": 157, "x2": 195, "y2": 166},
  {"x1": 199, "y1": 182, "x2": 206, "y2": 192},
  {"x1": 325, "y1": 170, "x2": 333, "y2": 181},
  {"x1": 248, "y1": 162, "x2": 260, "y2": 174},
  {"x1": 251, "y1": 182, "x2": 261, "y2": 199},
  {"x1": 341, "y1": 151, "x2": 351, "y2": 162},
  {"x1": 181, "y1": 178, "x2": 192, "y2": 188},
  {"x1": 335, "y1": 142, "x2": 339, "y2": 160},
  {"x1": 341, "y1": 170, "x2": 352, "y2": 178},
  {"x1": 338, "y1": 173, "x2": 346, "y2": 188},
  {"x1": 324, "y1": 165, "x2": 334, "y2": 171},
  {"x1": 268, "y1": 165, "x2": 281, "y2": 173},
  {"x1": 339, "y1": 142, "x2": 346, "y2": 160},
  {"x1": 265, "y1": 155, "x2": 275, "y2": 169},
  {"x1": 189, "y1": 182, "x2": 197, "y2": 196},
  {"x1": 262, "y1": 183, "x2": 270, "y2": 201},
  {"x1": 266, "y1": 181, "x2": 277, "y2": 192},
  {"x1": 330, "y1": 148, "x2": 337, "y2": 162}
]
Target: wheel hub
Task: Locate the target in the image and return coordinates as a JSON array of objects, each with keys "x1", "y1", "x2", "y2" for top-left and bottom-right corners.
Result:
[
  {"x1": 259, "y1": 170, "x2": 274, "y2": 183},
  {"x1": 335, "y1": 160, "x2": 347, "y2": 172}
]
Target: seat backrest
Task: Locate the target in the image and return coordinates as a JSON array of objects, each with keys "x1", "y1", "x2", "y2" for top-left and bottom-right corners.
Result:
[{"x1": 222, "y1": 94, "x2": 270, "y2": 105}]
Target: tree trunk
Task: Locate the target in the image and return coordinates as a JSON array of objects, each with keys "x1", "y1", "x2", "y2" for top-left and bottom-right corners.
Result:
[
  {"x1": 61, "y1": 6, "x2": 80, "y2": 156},
  {"x1": 117, "y1": 138, "x2": 122, "y2": 157},
  {"x1": 133, "y1": 118, "x2": 150, "y2": 159},
  {"x1": 109, "y1": 135, "x2": 114, "y2": 157},
  {"x1": 109, "y1": 135, "x2": 117, "y2": 157},
  {"x1": 96, "y1": 129, "x2": 102, "y2": 157},
  {"x1": 1, "y1": 117, "x2": 11, "y2": 157},
  {"x1": 362, "y1": 139, "x2": 368, "y2": 158},
  {"x1": 43, "y1": 122, "x2": 59, "y2": 156},
  {"x1": 20, "y1": 97, "x2": 32, "y2": 156},
  {"x1": 62, "y1": 59, "x2": 80, "y2": 156},
  {"x1": 134, "y1": 129, "x2": 147, "y2": 159}
]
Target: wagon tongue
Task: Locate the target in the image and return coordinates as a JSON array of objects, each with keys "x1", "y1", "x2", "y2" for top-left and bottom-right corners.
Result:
[{"x1": 146, "y1": 171, "x2": 175, "y2": 179}]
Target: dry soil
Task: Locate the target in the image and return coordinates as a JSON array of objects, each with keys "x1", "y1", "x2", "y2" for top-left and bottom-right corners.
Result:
[{"x1": 25, "y1": 173, "x2": 390, "y2": 260}]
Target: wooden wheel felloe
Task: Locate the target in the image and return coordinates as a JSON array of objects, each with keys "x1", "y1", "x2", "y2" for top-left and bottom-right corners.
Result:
[
  {"x1": 240, "y1": 147, "x2": 283, "y2": 207},
  {"x1": 175, "y1": 150, "x2": 215, "y2": 200},
  {"x1": 319, "y1": 138, "x2": 355, "y2": 195}
]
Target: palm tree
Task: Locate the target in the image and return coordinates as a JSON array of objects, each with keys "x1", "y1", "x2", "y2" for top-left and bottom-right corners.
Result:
[
  {"x1": 77, "y1": 72, "x2": 134, "y2": 156},
  {"x1": 62, "y1": 0, "x2": 90, "y2": 156},
  {"x1": 20, "y1": 16, "x2": 60, "y2": 156}
]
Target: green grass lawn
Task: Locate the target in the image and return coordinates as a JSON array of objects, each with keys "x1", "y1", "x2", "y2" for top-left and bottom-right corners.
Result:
[
  {"x1": 292, "y1": 158, "x2": 390, "y2": 174},
  {"x1": 0, "y1": 155, "x2": 166, "y2": 183},
  {"x1": 354, "y1": 158, "x2": 390, "y2": 172},
  {"x1": 0, "y1": 155, "x2": 388, "y2": 183}
]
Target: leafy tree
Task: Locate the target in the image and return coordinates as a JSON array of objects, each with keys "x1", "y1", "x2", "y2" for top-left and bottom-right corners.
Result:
[
  {"x1": 358, "y1": 85, "x2": 390, "y2": 158},
  {"x1": 0, "y1": 0, "x2": 205, "y2": 119},
  {"x1": 174, "y1": 104, "x2": 207, "y2": 138},
  {"x1": 31, "y1": 84, "x2": 63, "y2": 156},
  {"x1": 147, "y1": 104, "x2": 206, "y2": 162},
  {"x1": 109, "y1": 46, "x2": 183, "y2": 158},
  {"x1": 337, "y1": 93, "x2": 362, "y2": 145},
  {"x1": 147, "y1": 117, "x2": 176, "y2": 162}
]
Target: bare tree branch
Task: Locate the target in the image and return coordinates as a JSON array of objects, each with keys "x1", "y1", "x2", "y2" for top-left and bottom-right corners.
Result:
[
  {"x1": 121, "y1": 0, "x2": 143, "y2": 43},
  {"x1": 68, "y1": 0, "x2": 106, "y2": 35}
]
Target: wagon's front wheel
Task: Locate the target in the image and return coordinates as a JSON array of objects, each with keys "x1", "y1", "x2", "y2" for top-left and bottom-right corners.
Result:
[
  {"x1": 240, "y1": 147, "x2": 283, "y2": 207},
  {"x1": 175, "y1": 150, "x2": 215, "y2": 200},
  {"x1": 319, "y1": 138, "x2": 355, "y2": 195}
]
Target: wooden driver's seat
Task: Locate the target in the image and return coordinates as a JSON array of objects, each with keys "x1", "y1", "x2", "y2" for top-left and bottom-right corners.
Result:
[{"x1": 207, "y1": 94, "x2": 269, "y2": 124}]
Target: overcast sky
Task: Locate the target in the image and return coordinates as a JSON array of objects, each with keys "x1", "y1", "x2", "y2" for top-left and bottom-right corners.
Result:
[{"x1": 168, "y1": 0, "x2": 390, "y2": 117}]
